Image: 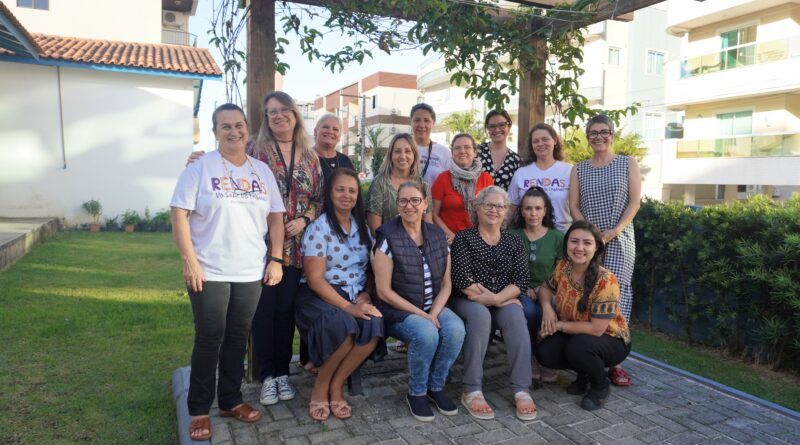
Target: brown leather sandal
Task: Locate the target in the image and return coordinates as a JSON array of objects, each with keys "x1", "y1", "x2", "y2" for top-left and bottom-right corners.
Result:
[
  {"x1": 189, "y1": 416, "x2": 212, "y2": 441},
  {"x1": 219, "y1": 403, "x2": 262, "y2": 423}
]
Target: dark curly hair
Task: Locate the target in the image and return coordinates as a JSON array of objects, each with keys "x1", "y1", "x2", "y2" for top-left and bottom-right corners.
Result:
[
  {"x1": 563, "y1": 220, "x2": 606, "y2": 313},
  {"x1": 511, "y1": 186, "x2": 556, "y2": 230}
]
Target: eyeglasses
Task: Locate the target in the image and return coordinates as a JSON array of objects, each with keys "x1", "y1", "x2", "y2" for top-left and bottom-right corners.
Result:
[
  {"x1": 397, "y1": 197, "x2": 424, "y2": 207},
  {"x1": 587, "y1": 129, "x2": 613, "y2": 139},
  {"x1": 267, "y1": 107, "x2": 293, "y2": 118},
  {"x1": 487, "y1": 122, "x2": 510, "y2": 131},
  {"x1": 481, "y1": 202, "x2": 507, "y2": 212}
]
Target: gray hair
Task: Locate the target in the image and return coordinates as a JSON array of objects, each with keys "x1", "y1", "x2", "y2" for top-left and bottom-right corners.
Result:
[
  {"x1": 315, "y1": 112, "x2": 340, "y2": 130},
  {"x1": 470, "y1": 186, "x2": 509, "y2": 226},
  {"x1": 585, "y1": 114, "x2": 615, "y2": 135}
]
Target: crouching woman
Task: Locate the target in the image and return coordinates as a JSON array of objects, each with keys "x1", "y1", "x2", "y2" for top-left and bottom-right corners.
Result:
[
  {"x1": 536, "y1": 220, "x2": 631, "y2": 411},
  {"x1": 372, "y1": 182, "x2": 466, "y2": 422}
]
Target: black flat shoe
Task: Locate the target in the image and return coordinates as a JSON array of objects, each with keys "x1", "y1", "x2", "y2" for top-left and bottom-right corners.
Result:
[
  {"x1": 566, "y1": 374, "x2": 589, "y2": 395},
  {"x1": 581, "y1": 395, "x2": 604, "y2": 411},
  {"x1": 427, "y1": 390, "x2": 458, "y2": 415}
]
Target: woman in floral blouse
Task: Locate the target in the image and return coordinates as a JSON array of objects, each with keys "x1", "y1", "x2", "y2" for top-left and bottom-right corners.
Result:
[
  {"x1": 536, "y1": 220, "x2": 631, "y2": 411},
  {"x1": 250, "y1": 91, "x2": 324, "y2": 407}
]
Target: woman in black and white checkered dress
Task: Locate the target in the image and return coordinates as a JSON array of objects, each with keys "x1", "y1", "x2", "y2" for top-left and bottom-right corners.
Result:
[{"x1": 568, "y1": 115, "x2": 641, "y2": 387}]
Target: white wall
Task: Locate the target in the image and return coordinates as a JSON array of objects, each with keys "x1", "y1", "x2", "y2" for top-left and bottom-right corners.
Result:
[
  {"x1": 0, "y1": 62, "x2": 195, "y2": 224},
  {"x1": 8, "y1": 0, "x2": 162, "y2": 43}
]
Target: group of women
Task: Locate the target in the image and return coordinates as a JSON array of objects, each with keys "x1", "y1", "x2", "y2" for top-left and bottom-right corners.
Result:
[{"x1": 170, "y1": 92, "x2": 641, "y2": 440}]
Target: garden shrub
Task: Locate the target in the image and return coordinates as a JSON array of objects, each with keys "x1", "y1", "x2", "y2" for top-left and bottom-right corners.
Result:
[{"x1": 633, "y1": 195, "x2": 800, "y2": 371}]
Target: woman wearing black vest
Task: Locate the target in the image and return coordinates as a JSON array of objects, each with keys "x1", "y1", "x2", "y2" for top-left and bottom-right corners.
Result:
[
  {"x1": 450, "y1": 186, "x2": 536, "y2": 421},
  {"x1": 372, "y1": 182, "x2": 466, "y2": 422}
]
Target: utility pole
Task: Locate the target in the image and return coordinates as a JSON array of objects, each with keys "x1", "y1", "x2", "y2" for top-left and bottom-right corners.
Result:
[{"x1": 340, "y1": 90, "x2": 367, "y2": 174}]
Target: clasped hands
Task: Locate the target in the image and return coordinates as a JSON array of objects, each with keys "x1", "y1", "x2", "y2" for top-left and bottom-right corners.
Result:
[
  {"x1": 465, "y1": 283, "x2": 521, "y2": 308},
  {"x1": 539, "y1": 305, "x2": 560, "y2": 339},
  {"x1": 345, "y1": 292, "x2": 382, "y2": 320}
]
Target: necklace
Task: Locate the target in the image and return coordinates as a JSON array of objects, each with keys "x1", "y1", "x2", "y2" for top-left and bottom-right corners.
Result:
[
  {"x1": 220, "y1": 154, "x2": 260, "y2": 192},
  {"x1": 275, "y1": 137, "x2": 293, "y2": 143}
]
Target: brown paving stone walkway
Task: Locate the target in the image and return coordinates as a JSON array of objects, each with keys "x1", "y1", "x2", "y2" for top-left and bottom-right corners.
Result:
[{"x1": 204, "y1": 343, "x2": 799, "y2": 445}]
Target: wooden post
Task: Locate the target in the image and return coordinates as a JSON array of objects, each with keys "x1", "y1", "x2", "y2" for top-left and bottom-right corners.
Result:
[
  {"x1": 245, "y1": 0, "x2": 276, "y2": 383},
  {"x1": 247, "y1": 0, "x2": 276, "y2": 137},
  {"x1": 517, "y1": 37, "x2": 547, "y2": 154}
]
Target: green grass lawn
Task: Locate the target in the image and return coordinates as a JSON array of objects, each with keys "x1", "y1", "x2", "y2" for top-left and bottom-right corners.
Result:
[
  {"x1": 0, "y1": 233, "x2": 191, "y2": 444},
  {"x1": 631, "y1": 327, "x2": 800, "y2": 412},
  {"x1": 1, "y1": 233, "x2": 798, "y2": 444}
]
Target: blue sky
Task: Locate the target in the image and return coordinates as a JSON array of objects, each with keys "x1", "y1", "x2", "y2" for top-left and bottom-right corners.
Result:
[{"x1": 190, "y1": 2, "x2": 430, "y2": 148}]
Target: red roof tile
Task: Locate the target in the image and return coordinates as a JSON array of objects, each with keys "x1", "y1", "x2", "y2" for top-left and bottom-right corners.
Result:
[{"x1": 0, "y1": 32, "x2": 222, "y2": 77}]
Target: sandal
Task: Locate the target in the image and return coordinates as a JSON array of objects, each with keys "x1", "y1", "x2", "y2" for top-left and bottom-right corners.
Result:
[
  {"x1": 460, "y1": 391, "x2": 494, "y2": 420},
  {"x1": 308, "y1": 400, "x2": 330, "y2": 421},
  {"x1": 219, "y1": 403, "x2": 262, "y2": 423},
  {"x1": 395, "y1": 341, "x2": 408, "y2": 353},
  {"x1": 609, "y1": 366, "x2": 632, "y2": 386},
  {"x1": 329, "y1": 400, "x2": 352, "y2": 420},
  {"x1": 189, "y1": 416, "x2": 212, "y2": 441},
  {"x1": 514, "y1": 391, "x2": 538, "y2": 421}
]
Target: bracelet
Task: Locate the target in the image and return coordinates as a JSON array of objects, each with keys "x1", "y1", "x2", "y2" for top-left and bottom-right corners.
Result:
[{"x1": 268, "y1": 255, "x2": 284, "y2": 265}]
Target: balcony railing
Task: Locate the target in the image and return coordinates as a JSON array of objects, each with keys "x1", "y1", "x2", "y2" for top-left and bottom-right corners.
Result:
[
  {"x1": 679, "y1": 36, "x2": 800, "y2": 78},
  {"x1": 161, "y1": 29, "x2": 197, "y2": 46},
  {"x1": 676, "y1": 132, "x2": 800, "y2": 158}
]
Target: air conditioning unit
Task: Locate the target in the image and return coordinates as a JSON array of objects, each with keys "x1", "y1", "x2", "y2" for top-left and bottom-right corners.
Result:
[
  {"x1": 162, "y1": 11, "x2": 188, "y2": 29},
  {"x1": 390, "y1": 108, "x2": 398, "y2": 115},
  {"x1": 665, "y1": 122, "x2": 684, "y2": 139},
  {"x1": 390, "y1": 126, "x2": 397, "y2": 134}
]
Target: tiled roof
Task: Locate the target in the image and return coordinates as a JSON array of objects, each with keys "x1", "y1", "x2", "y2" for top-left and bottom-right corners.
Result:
[
  {"x1": 1, "y1": 33, "x2": 223, "y2": 76},
  {"x1": 0, "y1": 0, "x2": 42, "y2": 57}
]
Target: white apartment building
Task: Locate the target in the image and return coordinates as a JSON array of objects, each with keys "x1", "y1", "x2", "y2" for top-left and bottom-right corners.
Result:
[
  {"x1": 416, "y1": 4, "x2": 680, "y2": 200},
  {"x1": 0, "y1": 0, "x2": 220, "y2": 224},
  {"x1": 662, "y1": 0, "x2": 800, "y2": 204}
]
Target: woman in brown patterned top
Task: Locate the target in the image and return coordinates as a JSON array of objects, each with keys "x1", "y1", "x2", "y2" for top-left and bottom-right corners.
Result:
[
  {"x1": 536, "y1": 220, "x2": 631, "y2": 411},
  {"x1": 250, "y1": 91, "x2": 323, "y2": 407}
]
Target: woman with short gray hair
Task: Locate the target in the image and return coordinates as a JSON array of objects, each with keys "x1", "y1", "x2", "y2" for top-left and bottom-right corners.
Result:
[{"x1": 449, "y1": 186, "x2": 536, "y2": 421}]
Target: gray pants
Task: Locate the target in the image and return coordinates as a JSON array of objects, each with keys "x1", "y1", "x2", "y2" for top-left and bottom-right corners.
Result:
[{"x1": 450, "y1": 297, "x2": 532, "y2": 394}]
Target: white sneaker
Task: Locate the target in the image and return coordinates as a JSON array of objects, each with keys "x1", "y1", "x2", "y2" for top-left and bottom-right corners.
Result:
[
  {"x1": 259, "y1": 377, "x2": 279, "y2": 405},
  {"x1": 276, "y1": 375, "x2": 296, "y2": 401}
]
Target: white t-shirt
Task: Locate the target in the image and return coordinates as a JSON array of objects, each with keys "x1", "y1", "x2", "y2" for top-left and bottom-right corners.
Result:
[
  {"x1": 508, "y1": 161, "x2": 573, "y2": 232},
  {"x1": 418, "y1": 142, "x2": 451, "y2": 186},
  {"x1": 170, "y1": 150, "x2": 285, "y2": 281}
]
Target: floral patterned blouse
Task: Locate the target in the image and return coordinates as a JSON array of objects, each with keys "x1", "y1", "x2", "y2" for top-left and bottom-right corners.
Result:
[
  {"x1": 547, "y1": 259, "x2": 630, "y2": 344},
  {"x1": 477, "y1": 142, "x2": 522, "y2": 191},
  {"x1": 250, "y1": 141, "x2": 323, "y2": 268}
]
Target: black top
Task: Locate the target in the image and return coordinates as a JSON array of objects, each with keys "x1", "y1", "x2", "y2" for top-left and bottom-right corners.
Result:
[
  {"x1": 477, "y1": 142, "x2": 522, "y2": 191},
  {"x1": 450, "y1": 227, "x2": 529, "y2": 298},
  {"x1": 320, "y1": 152, "x2": 355, "y2": 181}
]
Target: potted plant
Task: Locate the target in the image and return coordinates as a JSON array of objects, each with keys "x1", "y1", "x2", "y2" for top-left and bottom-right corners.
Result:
[
  {"x1": 82, "y1": 199, "x2": 102, "y2": 232},
  {"x1": 121, "y1": 210, "x2": 140, "y2": 233},
  {"x1": 153, "y1": 209, "x2": 172, "y2": 232},
  {"x1": 105, "y1": 216, "x2": 120, "y2": 232}
]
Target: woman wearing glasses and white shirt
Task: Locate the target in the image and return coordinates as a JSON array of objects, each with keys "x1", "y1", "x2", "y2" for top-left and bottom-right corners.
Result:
[
  {"x1": 477, "y1": 109, "x2": 521, "y2": 191},
  {"x1": 568, "y1": 114, "x2": 641, "y2": 388}
]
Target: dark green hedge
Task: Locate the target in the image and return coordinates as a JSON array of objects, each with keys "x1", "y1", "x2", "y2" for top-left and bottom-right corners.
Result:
[{"x1": 632, "y1": 195, "x2": 800, "y2": 371}]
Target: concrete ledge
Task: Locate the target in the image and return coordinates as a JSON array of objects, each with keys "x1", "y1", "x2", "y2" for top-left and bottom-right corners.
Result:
[
  {"x1": 172, "y1": 366, "x2": 209, "y2": 445},
  {"x1": 0, "y1": 218, "x2": 60, "y2": 272},
  {"x1": 630, "y1": 351, "x2": 800, "y2": 421}
]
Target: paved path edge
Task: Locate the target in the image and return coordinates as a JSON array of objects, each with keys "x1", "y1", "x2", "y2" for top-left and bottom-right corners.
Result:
[
  {"x1": 172, "y1": 366, "x2": 209, "y2": 445},
  {"x1": 629, "y1": 351, "x2": 800, "y2": 421}
]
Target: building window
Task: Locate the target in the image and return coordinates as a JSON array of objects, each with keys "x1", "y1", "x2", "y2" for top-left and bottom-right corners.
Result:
[
  {"x1": 716, "y1": 111, "x2": 752, "y2": 136},
  {"x1": 371, "y1": 95, "x2": 377, "y2": 109},
  {"x1": 608, "y1": 47, "x2": 620, "y2": 66},
  {"x1": 642, "y1": 112, "x2": 663, "y2": 140},
  {"x1": 17, "y1": 0, "x2": 48, "y2": 9},
  {"x1": 645, "y1": 50, "x2": 665, "y2": 75},
  {"x1": 720, "y1": 25, "x2": 757, "y2": 70}
]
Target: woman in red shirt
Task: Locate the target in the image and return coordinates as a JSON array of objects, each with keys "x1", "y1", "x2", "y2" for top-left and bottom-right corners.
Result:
[{"x1": 431, "y1": 133, "x2": 494, "y2": 244}]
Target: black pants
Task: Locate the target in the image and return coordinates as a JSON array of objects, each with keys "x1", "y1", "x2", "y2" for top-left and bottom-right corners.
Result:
[
  {"x1": 536, "y1": 333, "x2": 630, "y2": 398},
  {"x1": 187, "y1": 280, "x2": 262, "y2": 416},
  {"x1": 252, "y1": 265, "x2": 302, "y2": 381}
]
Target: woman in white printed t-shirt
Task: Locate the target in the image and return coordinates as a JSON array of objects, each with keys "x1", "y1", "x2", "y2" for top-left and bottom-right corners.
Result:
[
  {"x1": 507, "y1": 123, "x2": 573, "y2": 232},
  {"x1": 411, "y1": 103, "x2": 451, "y2": 186},
  {"x1": 170, "y1": 103, "x2": 286, "y2": 442}
]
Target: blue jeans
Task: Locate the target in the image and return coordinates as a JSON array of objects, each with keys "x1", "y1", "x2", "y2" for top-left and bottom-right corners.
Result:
[
  {"x1": 386, "y1": 307, "x2": 465, "y2": 396},
  {"x1": 521, "y1": 296, "x2": 542, "y2": 353}
]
